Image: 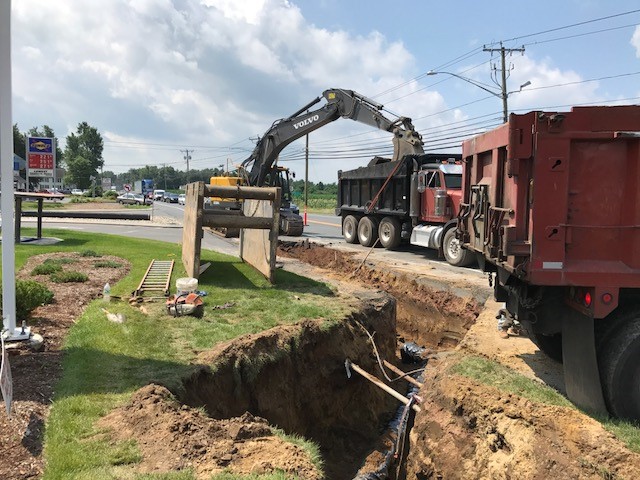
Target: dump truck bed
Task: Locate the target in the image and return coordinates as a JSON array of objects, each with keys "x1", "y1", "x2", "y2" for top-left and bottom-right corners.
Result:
[{"x1": 461, "y1": 106, "x2": 640, "y2": 289}]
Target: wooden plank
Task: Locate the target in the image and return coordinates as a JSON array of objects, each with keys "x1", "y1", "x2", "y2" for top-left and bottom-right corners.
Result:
[
  {"x1": 239, "y1": 187, "x2": 280, "y2": 283},
  {"x1": 202, "y1": 214, "x2": 273, "y2": 229},
  {"x1": 204, "y1": 185, "x2": 278, "y2": 201},
  {"x1": 181, "y1": 182, "x2": 204, "y2": 279}
]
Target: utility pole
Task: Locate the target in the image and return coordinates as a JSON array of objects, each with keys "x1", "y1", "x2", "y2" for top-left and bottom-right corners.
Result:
[
  {"x1": 181, "y1": 149, "x2": 192, "y2": 184},
  {"x1": 163, "y1": 163, "x2": 167, "y2": 189},
  {"x1": 483, "y1": 42, "x2": 525, "y2": 123}
]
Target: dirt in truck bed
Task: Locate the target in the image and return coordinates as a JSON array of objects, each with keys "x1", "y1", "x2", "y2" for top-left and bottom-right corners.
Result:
[{"x1": 3, "y1": 242, "x2": 640, "y2": 479}]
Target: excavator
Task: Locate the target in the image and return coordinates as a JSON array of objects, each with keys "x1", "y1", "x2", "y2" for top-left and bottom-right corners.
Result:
[{"x1": 211, "y1": 88, "x2": 424, "y2": 236}]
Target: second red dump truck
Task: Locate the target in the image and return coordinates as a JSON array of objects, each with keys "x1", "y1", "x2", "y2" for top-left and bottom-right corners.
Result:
[
  {"x1": 458, "y1": 105, "x2": 640, "y2": 421},
  {"x1": 337, "y1": 154, "x2": 475, "y2": 267}
]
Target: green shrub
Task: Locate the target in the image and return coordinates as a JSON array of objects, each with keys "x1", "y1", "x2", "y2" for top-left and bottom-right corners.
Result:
[
  {"x1": 80, "y1": 250, "x2": 101, "y2": 257},
  {"x1": 94, "y1": 260, "x2": 122, "y2": 268},
  {"x1": 0, "y1": 280, "x2": 55, "y2": 320},
  {"x1": 31, "y1": 262, "x2": 63, "y2": 276},
  {"x1": 45, "y1": 258, "x2": 77, "y2": 265},
  {"x1": 70, "y1": 197, "x2": 90, "y2": 204},
  {"x1": 51, "y1": 271, "x2": 89, "y2": 283},
  {"x1": 103, "y1": 190, "x2": 118, "y2": 199}
]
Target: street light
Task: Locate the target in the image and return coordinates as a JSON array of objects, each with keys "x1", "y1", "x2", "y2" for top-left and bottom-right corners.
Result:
[{"x1": 427, "y1": 70, "x2": 530, "y2": 123}]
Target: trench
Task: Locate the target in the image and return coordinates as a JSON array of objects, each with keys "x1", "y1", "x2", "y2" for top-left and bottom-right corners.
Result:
[{"x1": 174, "y1": 243, "x2": 480, "y2": 479}]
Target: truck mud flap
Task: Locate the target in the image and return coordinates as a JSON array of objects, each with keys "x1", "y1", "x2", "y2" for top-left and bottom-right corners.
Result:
[{"x1": 562, "y1": 310, "x2": 608, "y2": 415}]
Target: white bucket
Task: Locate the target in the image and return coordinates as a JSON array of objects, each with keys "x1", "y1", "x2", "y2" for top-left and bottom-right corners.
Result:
[{"x1": 176, "y1": 277, "x2": 198, "y2": 294}]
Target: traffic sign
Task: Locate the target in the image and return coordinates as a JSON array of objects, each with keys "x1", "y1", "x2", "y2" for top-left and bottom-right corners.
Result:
[{"x1": 124, "y1": 184, "x2": 131, "y2": 192}]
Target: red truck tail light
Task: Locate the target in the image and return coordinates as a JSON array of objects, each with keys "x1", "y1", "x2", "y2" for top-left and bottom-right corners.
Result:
[
  {"x1": 584, "y1": 291, "x2": 592, "y2": 307},
  {"x1": 601, "y1": 293, "x2": 613, "y2": 304}
]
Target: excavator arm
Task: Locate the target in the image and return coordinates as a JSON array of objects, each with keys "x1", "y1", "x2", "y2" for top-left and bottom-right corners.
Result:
[{"x1": 241, "y1": 88, "x2": 424, "y2": 186}]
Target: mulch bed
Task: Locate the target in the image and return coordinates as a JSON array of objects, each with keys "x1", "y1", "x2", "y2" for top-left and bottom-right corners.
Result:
[{"x1": 0, "y1": 252, "x2": 130, "y2": 479}]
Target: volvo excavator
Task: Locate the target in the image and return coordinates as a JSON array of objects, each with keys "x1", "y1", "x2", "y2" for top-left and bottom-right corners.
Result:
[{"x1": 212, "y1": 88, "x2": 424, "y2": 236}]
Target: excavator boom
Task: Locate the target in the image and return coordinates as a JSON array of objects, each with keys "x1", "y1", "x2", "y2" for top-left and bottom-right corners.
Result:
[{"x1": 241, "y1": 88, "x2": 424, "y2": 187}]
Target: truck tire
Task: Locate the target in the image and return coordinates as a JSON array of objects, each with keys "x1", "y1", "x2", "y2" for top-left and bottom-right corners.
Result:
[
  {"x1": 378, "y1": 216, "x2": 401, "y2": 249},
  {"x1": 343, "y1": 215, "x2": 359, "y2": 244},
  {"x1": 442, "y1": 227, "x2": 475, "y2": 267},
  {"x1": 358, "y1": 216, "x2": 379, "y2": 247},
  {"x1": 531, "y1": 332, "x2": 563, "y2": 363},
  {"x1": 598, "y1": 312, "x2": 640, "y2": 421}
]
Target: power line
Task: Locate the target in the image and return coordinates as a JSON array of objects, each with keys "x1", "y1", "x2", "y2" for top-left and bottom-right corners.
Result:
[{"x1": 492, "y1": 8, "x2": 640, "y2": 45}]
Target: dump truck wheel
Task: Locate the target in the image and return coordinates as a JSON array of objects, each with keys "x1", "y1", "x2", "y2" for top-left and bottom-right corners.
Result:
[
  {"x1": 358, "y1": 216, "x2": 379, "y2": 247},
  {"x1": 442, "y1": 228, "x2": 475, "y2": 267},
  {"x1": 531, "y1": 331, "x2": 563, "y2": 363},
  {"x1": 598, "y1": 313, "x2": 640, "y2": 421},
  {"x1": 343, "y1": 215, "x2": 359, "y2": 244},
  {"x1": 378, "y1": 216, "x2": 401, "y2": 249}
]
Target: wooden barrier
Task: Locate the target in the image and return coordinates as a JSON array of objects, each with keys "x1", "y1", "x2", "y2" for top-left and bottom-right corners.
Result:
[{"x1": 181, "y1": 182, "x2": 281, "y2": 283}]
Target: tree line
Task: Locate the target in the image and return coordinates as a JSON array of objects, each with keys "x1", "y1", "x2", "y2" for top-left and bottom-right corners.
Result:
[
  {"x1": 14, "y1": 122, "x2": 339, "y2": 193},
  {"x1": 13, "y1": 122, "x2": 225, "y2": 191}
]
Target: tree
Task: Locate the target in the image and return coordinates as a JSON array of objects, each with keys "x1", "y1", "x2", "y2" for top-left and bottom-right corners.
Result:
[
  {"x1": 64, "y1": 122, "x2": 104, "y2": 188},
  {"x1": 13, "y1": 123, "x2": 25, "y2": 159},
  {"x1": 64, "y1": 155, "x2": 94, "y2": 189}
]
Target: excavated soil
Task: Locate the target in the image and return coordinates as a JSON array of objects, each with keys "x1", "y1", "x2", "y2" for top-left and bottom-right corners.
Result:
[
  {"x1": 99, "y1": 384, "x2": 321, "y2": 480},
  {"x1": 406, "y1": 356, "x2": 640, "y2": 479},
  {"x1": 277, "y1": 241, "x2": 480, "y2": 349},
  {"x1": 101, "y1": 291, "x2": 401, "y2": 479},
  {"x1": 275, "y1": 241, "x2": 640, "y2": 479},
  {"x1": 8, "y1": 239, "x2": 640, "y2": 479}
]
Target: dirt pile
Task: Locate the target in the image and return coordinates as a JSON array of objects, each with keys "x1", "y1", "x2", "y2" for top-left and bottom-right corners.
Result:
[
  {"x1": 180, "y1": 295, "x2": 401, "y2": 479},
  {"x1": 278, "y1": 241, "x2": 480, "y2": 348},
  {"x1": 406, "y1": 356, "x2": 640, "y2": 479},
  {"x1": 99, "y1": 384, "x2": 321, "y2": 480}
]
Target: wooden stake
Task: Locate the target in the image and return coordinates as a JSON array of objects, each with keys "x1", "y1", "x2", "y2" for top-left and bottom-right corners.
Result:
[
  {"x1": 383, "y1": 360, "x2": 424, "y2": 388},
  {"x1": 348, "y1": 361, "x2": 421, "y2": 413}
]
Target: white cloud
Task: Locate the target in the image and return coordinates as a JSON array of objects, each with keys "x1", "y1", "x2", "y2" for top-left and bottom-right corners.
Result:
[
  {"x1": 202, "y1": 0, "x2": 267, "y2": 25},
  {"x1": 10, "y1": 0, "x2": 614, "y2": 183},
  {"x1": 632, "y1": 26, "x2": 640, "y2": 57}
]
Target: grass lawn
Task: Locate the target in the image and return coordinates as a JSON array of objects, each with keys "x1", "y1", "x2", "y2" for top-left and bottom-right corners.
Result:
[{"x1": 7, "y1": 228, "x2": 349, "y2": 479}]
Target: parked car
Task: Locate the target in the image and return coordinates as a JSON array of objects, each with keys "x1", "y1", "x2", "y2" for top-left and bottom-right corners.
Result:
[
  {"x1": 71, "y1": 189, "x2": 83, "y2": 195},
  {"x1": 178, "y1": 194, "x2": 186, "y2": 205},
  {"x1": 116, "y1": 192, "x2": 148, "y2": 205},
  {"x1": 163, "y1": 192, "x2": 179, "y2": 203}
]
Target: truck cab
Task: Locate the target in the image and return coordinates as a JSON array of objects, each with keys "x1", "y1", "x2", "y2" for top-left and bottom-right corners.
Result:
[{"x1": 417, "y1": 162, "x2": 462, "y2": 223}]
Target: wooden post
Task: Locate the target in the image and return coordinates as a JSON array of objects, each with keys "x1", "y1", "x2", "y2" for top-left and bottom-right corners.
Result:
[{"x1": 348, "y1": 361, "x2": 421, "y2": 413}]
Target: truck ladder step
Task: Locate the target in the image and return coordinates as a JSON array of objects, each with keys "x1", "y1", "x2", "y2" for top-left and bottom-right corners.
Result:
[{"x1": 134, "y1": 259, "x2": 174, "y2": 297}]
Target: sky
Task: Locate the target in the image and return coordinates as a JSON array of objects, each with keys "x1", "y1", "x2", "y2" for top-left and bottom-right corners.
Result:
[{"x1": 9, "y1": 1, "x2": 640, "y2": 184}]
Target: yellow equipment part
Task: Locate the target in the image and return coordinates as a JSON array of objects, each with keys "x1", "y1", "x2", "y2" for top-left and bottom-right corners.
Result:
[{"x1": 208, "y1": 176, "x2": 244, "y2": 202}]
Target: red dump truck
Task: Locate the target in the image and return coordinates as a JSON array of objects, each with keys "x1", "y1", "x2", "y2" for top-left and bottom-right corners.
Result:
[
  {"x1": 337, "y1": 154, "x2": 475, "y2": 267},
  {"x1": 457, "y1": 106, "x2": 640, "y2": 420}
]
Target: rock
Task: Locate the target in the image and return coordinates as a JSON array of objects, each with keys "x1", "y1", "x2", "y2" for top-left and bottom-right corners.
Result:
[{"x1": 28, "y1": 333, "x2": 45, "y2": 352}]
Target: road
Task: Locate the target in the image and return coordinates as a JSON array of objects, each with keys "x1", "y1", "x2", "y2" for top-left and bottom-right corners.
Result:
[{"x1": 19, "y1": 200, "x2": 487, "y2": 297}]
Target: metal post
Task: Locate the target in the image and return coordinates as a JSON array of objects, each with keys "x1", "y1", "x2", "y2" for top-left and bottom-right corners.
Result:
[{"x1": 1, "y1": 1, "x2": 28, "y2": 340}]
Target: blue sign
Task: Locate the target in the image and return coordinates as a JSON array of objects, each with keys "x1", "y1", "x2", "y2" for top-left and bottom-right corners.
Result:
[{"x1": 27, "y1": 137, "x2": 53, "y2": 154}]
